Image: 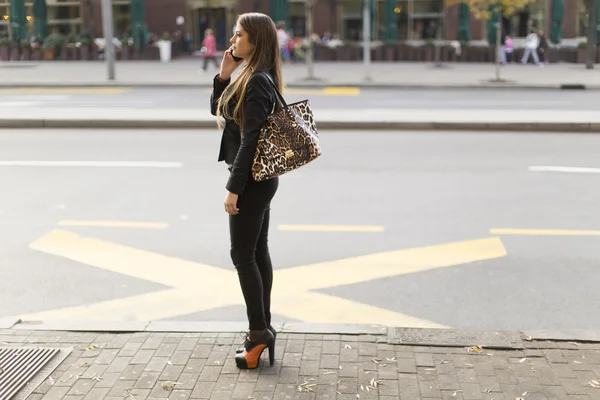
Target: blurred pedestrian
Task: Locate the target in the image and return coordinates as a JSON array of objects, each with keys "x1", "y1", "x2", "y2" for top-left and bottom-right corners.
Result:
[
  {"x1": 276, "y1": 21, "x2": 290, "y2": 63},
  {"x1": 505, "y1": 35, "x2": 514, "y2": 63},
  {"x1": 521, "y1": 30, "x2": 540, "y2": 65},
  {"x1": 210, "y1": 12, "x2": 283, "y2": 370},
  {"x1": 201, "y1": 28, "x2": 219, "y2": 72}
]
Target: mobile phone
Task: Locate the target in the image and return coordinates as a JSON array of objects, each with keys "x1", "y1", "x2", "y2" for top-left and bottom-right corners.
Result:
[{"x1": 229, "y1": 49, "x2": 243, "y2": 62}]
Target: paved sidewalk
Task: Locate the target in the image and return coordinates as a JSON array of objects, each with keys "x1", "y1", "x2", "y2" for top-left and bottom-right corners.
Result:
[
  {"x1": 1, "y1": 321, "x2": 600, "y2": 400},
  {"x1": 1, "y1": 60, "x2": 599, "y2": 89},
  {"x1": 1, "y1": 107, "x2": 600, "y2": 131}
]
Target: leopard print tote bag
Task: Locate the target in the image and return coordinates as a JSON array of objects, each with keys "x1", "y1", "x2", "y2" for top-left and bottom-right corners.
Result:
[{"x1": 251, "y1": 72, "x2": 322, "y2": 182}]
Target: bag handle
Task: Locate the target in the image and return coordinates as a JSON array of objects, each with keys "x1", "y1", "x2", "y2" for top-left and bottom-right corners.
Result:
[
  {"x1": 258, "y1": 71, "x2": 301, "y2": 127},
  {"x1": 259, "y1": 71, "x2": 288, "y2": 110}
]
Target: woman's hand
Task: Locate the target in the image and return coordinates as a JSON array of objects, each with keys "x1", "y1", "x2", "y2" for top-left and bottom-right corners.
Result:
[
  {"x1": 219, "y1": 47, "x2": 244, "y2": 81},
  {"x1": 224, "y1": 191, "x2": 239, "y2": 215}
]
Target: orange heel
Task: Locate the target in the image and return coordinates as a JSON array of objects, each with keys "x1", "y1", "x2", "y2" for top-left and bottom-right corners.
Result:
[
  {"x1": 236, "y1": 325, "x2": 277, "y2": 354},
  {"x1": 235, "y1": 330, "x2": 275, "y2": 369}
]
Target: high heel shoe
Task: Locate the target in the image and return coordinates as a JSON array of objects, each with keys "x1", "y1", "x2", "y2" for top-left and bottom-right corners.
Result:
[
  {"x1": 236, "y1": 325, "x2": 276, "y2": 354},
  {"x1": 235, "y1": 329, "x2": 275, "y2": 369}
]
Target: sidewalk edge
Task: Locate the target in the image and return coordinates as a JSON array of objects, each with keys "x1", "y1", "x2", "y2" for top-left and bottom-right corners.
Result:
[
  {"x1": 0, "y1": 119, "x2": 599, "y2": 132},
  {"x1": 6, "y1": 320, "x2": 600, "y2": 345},
  {"x1": 0, "y1": 83, "x2": 596, "y2": 90}
]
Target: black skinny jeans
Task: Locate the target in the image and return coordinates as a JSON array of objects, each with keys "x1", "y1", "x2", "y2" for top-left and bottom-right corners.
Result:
[{"x1": 229, "y1": 175, "x2": 279, "y2": 331}]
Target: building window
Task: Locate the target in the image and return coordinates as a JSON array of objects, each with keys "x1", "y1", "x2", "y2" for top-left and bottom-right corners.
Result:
[
  {"x1": 340, "y1": 1, "x2": 361, "y2": 41},
  {"x1": 508, "y1": 0, "x2": 546, "y2": 37},
  {"x1": 0, "y1": 2, "x2": 8, "y2": 37},
  {"x1": 576, "y1": 0, "x2": 589, "y2": 37},
  {"x1": 0, "y1": 0, "x2": 82, "y2": 37},
  {"x1": 289, "y1": 2, "x2": 305, "y2": 38},
  {"x1": 411, "y1": 0, "x2": 443, "y2": 39}
]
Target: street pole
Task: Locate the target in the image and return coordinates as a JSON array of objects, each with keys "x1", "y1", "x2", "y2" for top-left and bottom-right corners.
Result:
[
  {"x1": 495, "y1": 18, "x2": 501, "y2": 80},
  {"x1": 306, "y1": 0, "x2": 315, "y2": 80},
  {"x1": 101, "y1": 0, "x2": 115, "y2": 80},
  {"x1": 363, "y1": 0, "x2": 371, "y2": 81},
  {"x1": 586, "y1": 0, "x2": 596, "y2": 69}
]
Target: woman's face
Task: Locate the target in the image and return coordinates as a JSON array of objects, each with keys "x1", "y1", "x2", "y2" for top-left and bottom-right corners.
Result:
[{"x1": 230, "y1": 24, "x2": 254, "y2": 60}]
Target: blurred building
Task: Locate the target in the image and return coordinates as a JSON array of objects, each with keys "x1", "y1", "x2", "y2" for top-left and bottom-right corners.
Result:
[{"x1": 0, "y1": 0, "x2": 585, "y2": 47}]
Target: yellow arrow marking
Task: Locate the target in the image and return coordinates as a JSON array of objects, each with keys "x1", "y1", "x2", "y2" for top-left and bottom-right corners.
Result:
[
  {"x1": 58, "y1": 221, "x2": 168, "y2": 229},
  {"x1": 278, "y1": 225, "x2": 384, "y2": 232},
  {"x1": 22, "y1": 230, "x2": 506, "y2": 328},
  {"x1": 491, "y1": 228, "x2": 600, "y2": 236}
]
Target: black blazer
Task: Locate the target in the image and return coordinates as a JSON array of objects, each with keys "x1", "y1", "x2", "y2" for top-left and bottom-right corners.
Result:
[{"x1": 211, "y1": 72, "x2": 276, "y2": 195}]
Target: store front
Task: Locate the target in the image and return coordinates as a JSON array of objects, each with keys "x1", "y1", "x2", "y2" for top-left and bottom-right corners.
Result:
[{"x1": 187, "y1": 0, "x2": 236, "y2": 50}]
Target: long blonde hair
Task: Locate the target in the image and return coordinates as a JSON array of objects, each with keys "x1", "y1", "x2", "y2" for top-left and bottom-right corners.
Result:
[{"x1": 217, "y1": 13, "x2": 284, "y2": 129}]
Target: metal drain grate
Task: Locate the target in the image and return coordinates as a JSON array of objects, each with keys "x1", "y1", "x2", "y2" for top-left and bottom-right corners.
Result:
[
  {"x1": 0, "y1": 347, "x2": 63, "y2": 400},
  {"x1": 388, "y1": 328, "x2": 524, "y2": 349}
]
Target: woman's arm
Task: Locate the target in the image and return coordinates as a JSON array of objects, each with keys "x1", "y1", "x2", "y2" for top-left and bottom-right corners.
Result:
[
  {"x1": 226, "y1": 73, "x2": 273, "y2": 195},
  {"x1": 210, "y1": 74, "x2": 230, "y2": 116}
]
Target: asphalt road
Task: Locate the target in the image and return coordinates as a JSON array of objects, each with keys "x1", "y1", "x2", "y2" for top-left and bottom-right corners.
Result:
[
  {"x1": 1, "y1": 129, "x2": 599, "y2": 331},
  {"x1": 0, "y1": 87, "x2": 597, "y2": 110}
]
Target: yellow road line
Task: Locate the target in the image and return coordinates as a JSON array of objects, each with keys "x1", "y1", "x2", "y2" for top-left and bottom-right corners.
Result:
[
  {"x1": 490, "y1": 228, "x2": 600, "y2": 236},
  {"x1": 0, "y1": 88, "x2": 131, "y2": 94},
  {"x1": 322, "y1": 87, "x2": 360, "y2": 96},
  {"x1": 58, "y1": 221, "x2": 168, "y2": 229},
  {"x1": 278, "y1": 225, "x2": 385, "y2": 232}
]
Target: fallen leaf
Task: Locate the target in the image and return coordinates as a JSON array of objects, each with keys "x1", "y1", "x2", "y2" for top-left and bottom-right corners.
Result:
[
  {"x1": 372, "y1": 358, "x2": 382, "y2": 364},
  {"x1": 167, "y1": 361, "x2": 173, "y2": 366},
  {"x1": 344, "y1": 344, "x2": 352, "y2": 349},
  {"x1": 356, "y1": 395, "x2": 360, "y2": 398},
  {"x1": 323, "y1": 371, "x2": 335, "y2": 375},
  {"x1": 568, "y1": 342, "x2": 581, "y2": 346},
  {"x1": 86, "y1": 344, "x2": 98, "y2": 351},
  {"x1": 522, "y1": 391, "x2": 530, "y2": 397},
  {"x1": 524, "y1": 336, "x2": 533, "y2": 341},
  {"x1": 574, "y1": 361, "x2": 582, "y2": 364},
  {"x1": 161, "y1": 381, "x2": 179, "y2": 390},
  {"x1": 360, "y1": 385, "x2": 364, "y2": 391},
  {"x1": 589, "y1": 380, "x2": 600, "y2": 388},
  {"x1": 519, "y1": 358, "x2": 527, "y2": 363},
  {"x1": 386, "y1": 357, "x2": 396, "y2": 362},
  {"x1": 467, "y1": 346, "x2": 483, "y2": 353},
  {"x1": 464, "y1": 363, "x2": 474, "y2": 367},
  {"x1": 441, "y1": 360, "x2": 450, "y2": 364}
]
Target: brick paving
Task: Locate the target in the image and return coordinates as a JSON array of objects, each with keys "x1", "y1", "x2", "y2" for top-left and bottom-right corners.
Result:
[{"x1": 1, "y1": 328, "x2": 600, "y2": 400}]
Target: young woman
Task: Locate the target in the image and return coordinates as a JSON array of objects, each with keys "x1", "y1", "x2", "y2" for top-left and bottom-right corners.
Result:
[{"x1": 210, "y1": 12, "x2": 283, "y2": 370}]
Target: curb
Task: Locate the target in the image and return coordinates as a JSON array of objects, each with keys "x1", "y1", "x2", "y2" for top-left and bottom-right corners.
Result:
[
  {"x1": 0, "y1": 83, "x2": 596, "y2": 91},
  {"x1": 1, "y1": 119, "x2": 600, "y2": 132},
  {"x1": 6, "y1": 319, "x2": 600, "y2": 346}
]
